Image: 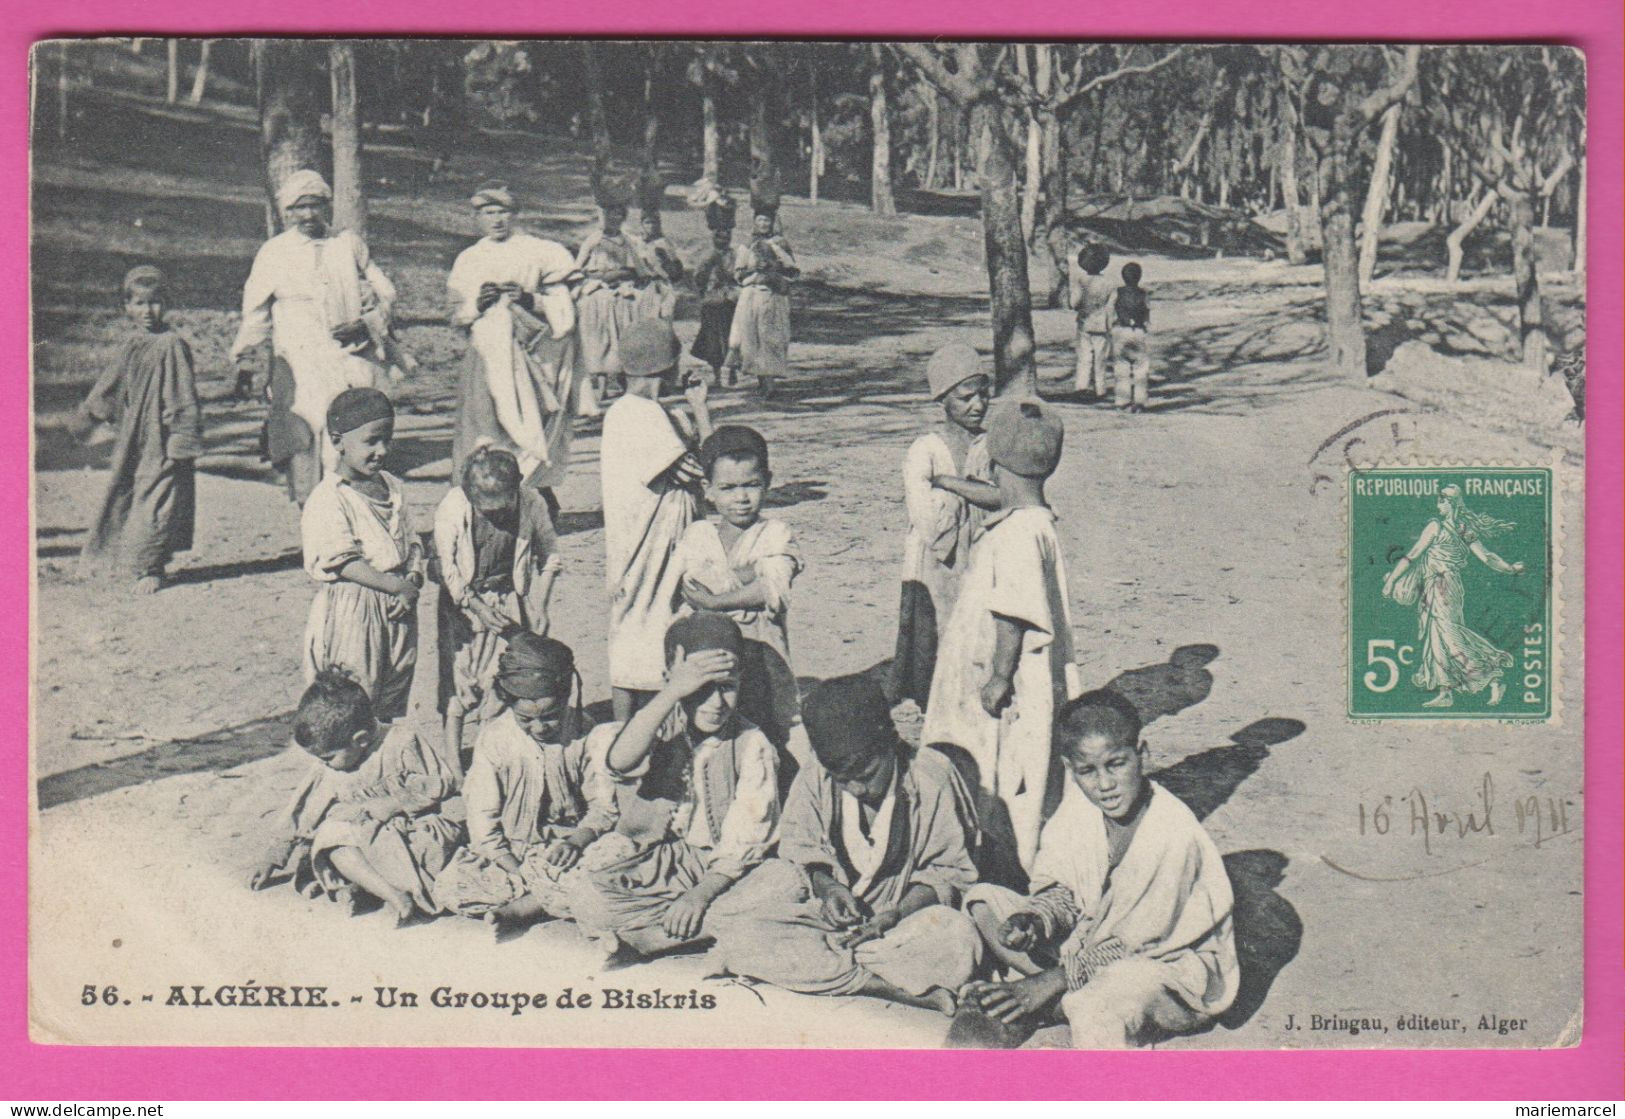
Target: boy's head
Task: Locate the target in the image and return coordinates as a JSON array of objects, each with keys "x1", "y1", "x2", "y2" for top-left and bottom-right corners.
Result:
[
  {"x1": 618, "y1": 319, "x2": 681, "y2": 386},
  {"x1": 802, "y1": 673, "x2": 899, "y2": 806},
  {"x1": 495, "y1": 632, "x2": 577, "y2": 745},
  {"x1": 1121, "y1": 262, "x2": 1142, "y2": 287},
  {"x1": 1078, "y1": 244, "x2": 1110, "y2": 275},
  {"x1": 665, "y1": 612, "x2": 743, "y2": 735},
  {"x1": 293, "y1": 670, "x2": 378, "y2": 771},
  {"x1": 987, "y1": 401, "x2": 1064, "y2": 482},
  {"x1": 602, "y1": 203, "x2": 628, "y2": 230},
  {"x1": 711, "y1": 228, "x2": 732, "y2": 251},
  {"x1": 278, "y1": 170, "x2": 332, "y2": 239},
  {"x1": 472, "y1": 182, "x2": 516, "y2": 241},
  {"x1": 752, "y1": 207, "x2": 777, "y2": 237},
  {"x1": 121, "y1": 265, "x2": 166, "y2": 331},
  {"x1": 327, "y1": 387, "x2": 395, "y2": 478},
  {"x1": 700, "y1": 425, "x2": 770, "y2": 529},
  {"x1": 926, "y1": 343, "x2": 991, "y2": 433},
  {"x1": 1055, "y1": 695, "x2": 1147, "y2": 821},
  {"x1": 640, "y1": 211, "x2": 663, "y2": 239},
  {"x1": 463, "y1": 445, "x2": 522, "y2": 518}
]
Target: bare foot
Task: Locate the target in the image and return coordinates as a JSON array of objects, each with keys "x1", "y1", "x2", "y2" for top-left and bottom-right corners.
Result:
[
  {"x1": 133, "y1": 574, "x2": 162, "y2": 595},
  {"x1": 1488, "y1": 681, "x2": 1505, "y2": 706},
  {"x1": 383, "y1": 889, "x2": 416, "y2": 926},
  {"x1": 1421, "y1": 690, "x2": 1454, "y2": 708},
  {"x1": 923, "y1": 987, "x2": 957, "y2": 1016}
]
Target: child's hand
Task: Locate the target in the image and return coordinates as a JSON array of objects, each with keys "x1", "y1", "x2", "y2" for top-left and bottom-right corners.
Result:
[
  {"x1": 670, "y1": 453, "x2": 705, "y2": 488},
  {"x1": 387, "y1": 589, "x2": 416, "y2": 621},
  {"x1": 1000, "y1": 912, "x2": 1044, "y2": 952},
  {"x1": 666, "y1": 649, "x2": 738, "y2": 698},
  {"x1": 247, "y1": 861, "x2": 279, "y2": 891},
  {"x1": 980, "y1": 674, "x2": 1015, "y2": 718},
  {"x1": 476, "y1": 282, "x2": 504, "y2": 314},
  {"x1": 684, "y1": 374, "x2": 710, "y2": 412},
  {"x1": 812, "y1": 877, "x2": 865, "y2": 929},
  {"x1": 544, "y1": 836, "x2": 584, "y2": 869},
  {"x1": 844, "y1": 906, "x2": 902, "y2": 947},
  {"x1": 731, "y1": 564, "x2": 758, "y2": 586},
  {"x1": 682, "y1": 577, "x2": 721, "y2": 610},
  {"x1": 662, "y1": 883, "x2": 714, "y2": 941},
  {"x1": 963, "y1": 975, "x2": 1054, "y2": 1025}
]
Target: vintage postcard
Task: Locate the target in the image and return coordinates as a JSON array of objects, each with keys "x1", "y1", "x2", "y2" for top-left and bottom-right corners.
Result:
[{"x1": 28, "y1": 38, "x2": 1586, "y2": 1050}]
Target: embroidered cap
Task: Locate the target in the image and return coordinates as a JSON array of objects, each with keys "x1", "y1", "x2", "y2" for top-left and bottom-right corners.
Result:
[
  {"x1": 925, "y1": 342, "x2": 987, "y2": 400},
  {"x1": 326, "y1": 387, "x2": 394, "y2": 437},
  {"x1": 618, "y1": 319, "x2": 682, "y2": 378},
  {"x1": 987, "y1": 401, "x2": 1064, "y2": 479}
]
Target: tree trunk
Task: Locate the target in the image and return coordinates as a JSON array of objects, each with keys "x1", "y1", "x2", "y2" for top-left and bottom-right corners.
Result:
[
  {"x1": 55, "y1": 41, "x2": 69, "y2": 141},
  {"x1": 1507, "y1": 189, "x2": 1547, "y2": 371},
  {"x1": 329, "y1": 42, "x2": 367, "y2": 239},
  {"x1": 701, "y1": 81, "x2": 720, "y2": 184},
  {"x1": 869, "y1": 50, "x2": 895, "y2": 215},
  {"x1": 257, "y1": 41, "x2": 325, "y2": 235},
  {"x1": 1038, "y1": 105, "x2": 1068, "y2": 308},
  {"x1": 924, "y1": 91, "x2": 940, "y2": 189},
  {"x1": 1357, "y1": 101, "x2": 1402, "y2": 286},
  {"x1": 1317, "y1": 115, "x2": 1367, "y2": 380},
  {"x1": 808, "y1": 63, "x2": 822, "y2": 204},
  {"x1": 1574, "y1": 153, "x2": 1586, "y2": 284},
  {"x1": 971, "y1": 99, "x2": 1036, "y2": 396},
  {"x1": 188, "y1": 39, "x2": 212, "y2": 104},
  {"x1": 1444, "y1": 190, "x2": 1495, "y2": 283},
  {"x1": 166, "y1": 40, "x2": 179, "y2": 104},
  {"x1": 749, "y1": 92, "x2": 779, "y2": 204},
  {"x1": 1279, "y1": 114, "x2": 1305, "y2": 264},
  {"x1": 580, "y1": 43, "x2": 612, "y2": 199}
]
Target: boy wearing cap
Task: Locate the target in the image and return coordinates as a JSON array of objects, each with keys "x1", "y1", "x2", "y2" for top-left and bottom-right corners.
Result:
[
  {"x1": 675, "y1": 425, "x2": 806, "y2": 767},
  {"x1": 448, "y1": 182, "x2": 585, "y2": 511},
  {"x1": 75, "y1": 265, "x2": 202, "y2": 594},
  {"x1": 601, "y1": 320, "x2": 714, "y2": 724},
  {"x1": 1070, "y1": 243, "x2": 1114, "y2": 400},
  {"x1": 923, "y1": 402, "x2": 1079, "y2": 883},
  {"x1": 571, "y1": 612, "x2": 779, "y2": 957},
  {"x1": 232, "y1": 170, "x2": 398, "y2": 505},
  {"x1": 710, "y1": 673, "x2": 981, "y2": 1015},
  {"x1": 890, "y1": 342, "x2": 999, "y2": 706}
]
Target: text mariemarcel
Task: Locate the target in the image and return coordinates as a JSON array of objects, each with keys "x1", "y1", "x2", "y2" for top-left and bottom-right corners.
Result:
[
  {"x1": 159, "y1": 983, "x2": 717, "y2": 1016},
  {"x1": 1352, "y1": 475, "x2": 1544, "y2": 497}
]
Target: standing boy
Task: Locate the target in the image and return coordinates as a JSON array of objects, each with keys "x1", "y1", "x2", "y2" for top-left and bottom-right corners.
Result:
[
  {"x1": 690, "y1": 197, "x2": 740, "y2": 385},
  {"x1": 76, "y1": 265, "x2": 202, "y2": 594},
  {"x1": 1111, "y1": 262, "x2": 1153, "y2": 413},
  {"x1": 600, "y1": 320, "x2": 713, "y2": 723},
  {"x1": 961, "y1": 698, "x2": 1238, "y2": 1048},
  {"x1": 922, "y1": 402, "x2": 1078, "y2": 882},
  {"x1": 1070, "y1": 244, "x2": 1114, "y2": 400}
]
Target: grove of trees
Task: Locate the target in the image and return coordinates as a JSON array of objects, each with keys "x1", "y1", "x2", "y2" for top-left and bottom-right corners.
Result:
[{"x1": 42, "y1": 39, "x2": 1587, "y2": 395}]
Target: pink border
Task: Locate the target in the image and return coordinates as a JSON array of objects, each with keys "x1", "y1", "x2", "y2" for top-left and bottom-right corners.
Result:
[{"x1": 6, "y1": 1, "x2": 1620, "y2": 1100}]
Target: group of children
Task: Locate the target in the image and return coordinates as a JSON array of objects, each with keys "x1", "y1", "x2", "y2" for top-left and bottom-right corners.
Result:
[{"x1": 1072, "y1": 243, "x2": 1155, "y2": 412}]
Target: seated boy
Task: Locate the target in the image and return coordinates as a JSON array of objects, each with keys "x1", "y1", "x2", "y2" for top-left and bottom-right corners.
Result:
[
  {"x1": 960, "y1": 697, "x2": 1238, "y2": 1048},
  {"x1": 249, "y1": 671, "x2": 464, "y2": 925},
  {"x1": 569, "y1": 612, "x2": 779, "y2": 957},
  {"x1": 710, "y1": 673, "x2": 981, "y2": 1014}
]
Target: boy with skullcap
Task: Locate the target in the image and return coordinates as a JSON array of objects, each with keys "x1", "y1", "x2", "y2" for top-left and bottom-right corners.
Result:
[
  {"x1": 600, "y1": 319, "x2": 713, "y2": 723},
  {"x1": 301, "y1": 388, "x2": 424, "y2": 721},
  {"x1": 435, "y1": 633, "x2": 621, "y2": 936},
  {"x1": 75, "y1": 265, "x2": 203, "y2": 594},
  {"x1": 890, "y1": 342, "x2": 999, "y2": 705},
  {"x1": 923, "y1": 401, "x2": 1080, "y2": 884},
  {"x1": 570, "y1": 612, "x2": 779, "y2": 957},
  {"x1": 1070, "y1": 243, "x2": 1114, "y2": 399},
  {"x1": 710, "y1": 673, "x2": 981, "y2": 1014}
]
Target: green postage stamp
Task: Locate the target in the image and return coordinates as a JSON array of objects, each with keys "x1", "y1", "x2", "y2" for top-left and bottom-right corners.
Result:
[{"x1": 1348, "y1": 466, "x2": 1554, "y2": 720}]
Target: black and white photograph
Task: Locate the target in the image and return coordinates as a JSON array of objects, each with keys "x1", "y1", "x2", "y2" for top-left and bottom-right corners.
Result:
[{"x1": 28, "y1": 38, "x2": 1586, "y2": 1049}]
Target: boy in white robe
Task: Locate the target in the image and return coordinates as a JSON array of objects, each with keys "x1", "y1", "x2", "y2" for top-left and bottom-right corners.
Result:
[
  {"x1": 961, "y1": 697, "x2": 1239, "y2": 1048},
  {"x1": 675, "y1": 425, "x2": 807, "y2": 769},
  {"x1": 600, "y1": 320, "x2": 712, "y2": 723},
  {"x1": 922, "y1": 402, "x2": 1079, "y2": 882}
]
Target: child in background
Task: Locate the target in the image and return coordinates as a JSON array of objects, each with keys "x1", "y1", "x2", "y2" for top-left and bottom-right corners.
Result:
[
  {"x1": 434, "y1": 446, "x2": 562, "y2": 772},
  {"x1": 961, "y1": 698, "x2": 1238, "y2": 1048},
  {"x1": 690, "y1": 197, "x2": 740, "y2": 385},
  {"x1": 632, "y1": 206, "x2": 687, "y2": 324},
  {"x1": 75, "y1": 265, "x2": 202, "y2": 594},
  {"x1": 574, "y1": 199, "x2": 644, "y2": 397},
  {"x1": 301, "y1": 388, "x2": 424, "y2": 722},
  {"x1": 710, "y1": 673, "x2": 981, "y2": 1015},
  {"x1": 1112, "y1": 262, "x2": 1153, "y2": 413},
  {"x1": 571, "y1": 613, "x2": 779, "y2": 958},
  {"x1": 1070, "y1": 244, "x2": 1114, "y2": 400},
  {"x1": 249, "y1": 670, "x2": 463, "y2": 925},
  {"x1": 726, "y1": 202, "x2": 798, "y2": 399},
  {"x1": 922, "y1": 402, "x2": 1079, "y2": 885},
  {"x1": 890, "y1": 342, "x2": 999, "y2": 708},
  {"x1": 600, "y1": 320, "x2": 712, "y2": 724},
  {"x1": 676, "y1": 425, "x2": 807, "y2": 770},
  {"x1": 436, "y1": 634, "x2": 621, "y2": 937}
]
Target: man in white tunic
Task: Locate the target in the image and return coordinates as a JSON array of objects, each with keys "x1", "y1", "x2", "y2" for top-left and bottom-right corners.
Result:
[
  {"x1": 232, "y1": 170, "x2": 397, "y2": 505},
  {"x1": 448, "y1": 182, "x2": 586, "y2": 515}
]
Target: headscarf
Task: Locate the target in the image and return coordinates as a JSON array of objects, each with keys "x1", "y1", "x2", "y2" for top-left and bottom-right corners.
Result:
[
  {"x1": 276, "y1": 169, "x2": 332, "y2": 213},
  {"x1": 496, "y1": 633, "x2": 576, "y2": 700},
  {"x1": 801, "y1": 673, "x2": 897, "y2": 777},
  {"x1": 471, "y1": 181, "x2": 516, "y2": 211},
  {"x1": 121, "y1": 265, "x2": 165, "y2": 300},
  {"x1": 325, "y1": 387, "x2": 394, "y2": 437}
]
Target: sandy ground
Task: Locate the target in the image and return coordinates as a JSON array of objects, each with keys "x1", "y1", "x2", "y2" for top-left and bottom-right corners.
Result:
[{"x1": 29, "y1": 90, "x2": 1584, "y2": 1050}]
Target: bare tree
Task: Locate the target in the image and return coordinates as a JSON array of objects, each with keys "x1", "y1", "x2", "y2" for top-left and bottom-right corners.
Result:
[
  {"x1": 580, "y1": 42, "x2": 613, "y2": 200},
  {"x1": 870, "y1": 45, "x2": 896, "y2": 215},
  {"x1": 166, "y1": 40, "x2": 179, "y2": 104},
  {"x1": 329, "y1": 41, "x2": 366, "y2": 239},
  {"x1": 188, "y1": 39, "x2": 212, "y2": 104},
  {"x1": 1356, "y1": 97, "x2": 1404, "y2": 285}
]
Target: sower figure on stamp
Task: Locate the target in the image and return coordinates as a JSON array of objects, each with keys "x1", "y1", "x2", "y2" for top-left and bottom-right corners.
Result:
[
  {"x1": 448, "y1": 181, "x2": 585, "y2": 520},
  {"x1": 74, "y1": 265, "x2": 202, "y2": 595},
  {"x1": 435, "y1": 633, "x2": 621, "y2": 938},
  {"x1": 710, "y1": 673, "x2": 982, "y2": 1015},
  {"x1": 231, "y1": 171, "x2": 398, "y2": 506},
  {"x1": 1382, "y1": 484, "x2": 1524, "y2": 708},
  {"x1": 570, "y1": 612, "x2": 779, "y2": 959},
  {"x1": 250, "y1": 671, "x2": 464, "y2": 926},
  {"x1": 960, "y1": 697, "x2": 1238, "y2": 1049}
]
